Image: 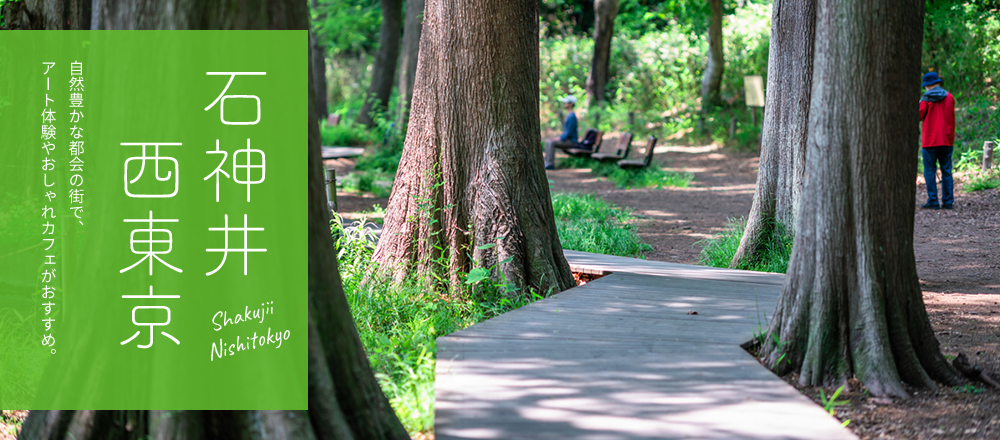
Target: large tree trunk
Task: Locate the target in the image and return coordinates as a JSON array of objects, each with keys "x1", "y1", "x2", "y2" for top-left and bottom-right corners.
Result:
[
  {"x1": 372, "y1": 0, "x2": 575, "y2": 297},
  {"x1": 308, "y1": 0, "x2": 330, "y2": 121},
  {"x1": 356, "y1": 0, "x2": 403, "y2": 127},
  {"x1": 18, "y1": 1, "x2": 409, "y2": 439},
  {"x1": 310, "y1": 0, "x2": 329, "y2": 120},
  {"x1": 699, "y1": 0, "x2": 724, "y2": 108},
  {"x1": 729, "y1": 0, "x2": 815, "y2": 269},
  {"x1": 395, "y1": 0, "x2": 424, "y2": 128},
  {"x1": 760, "y1": 0, "x2": 960, "y2": 398},
  {"x1": 585, "y1": 0, "x2": 618, "y2": 107},
  {"x1": 311, "y1": 34, "x2": 329, "y2": 120}
]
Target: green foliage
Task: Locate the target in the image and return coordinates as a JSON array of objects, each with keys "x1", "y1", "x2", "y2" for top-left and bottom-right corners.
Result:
[
  {"x1": 320, "y1": 121, "x2": 377, "y2": 147},
  {"x1": 700, "y1": 217, "x2": 792, "y2": 273},
  {"x1": 540, "y1": 4, "x2": 770, "y2": 111},
  {"x1": 954, "y1": 384, "x2": 985, "y2": 394},
  {"x1": 951, "y1": 100, "x2": 1000, "y2": 173},
  {"x1": 539, "y1": 3, "x2": 771, "y2": 143},
  {"x1": 966, "y1": 169, "x2": 1000, "y2": 191},
  {"x1": 539, "y1": 0, "x2": 765, "y2": 39},
  {"x1": 0, "y1": 0, "x2": 21, "y2": 28},
  {"x1": 923, "y1": 1, "x2": 1000, "y2": 101},
  {"x1": 312, "y1": 0, "x2": 381, "y2": 56},
  {"x1": 334, "y1": 191, "x2": 651, "y2": 432},
  {"x1": 551, "y1": 192, "x2": 651, "y2": 257},
  {"x1": 819, "y1": 385, "x2": 852, "y2": 427},
  {"x1": 339, "y1": 170, "x2": 394, "y2": 198},
  {"x1": 332, "y1": 215, "x2": 541, "y2": 434},
  {"x1": 819, "y1": 385, "x2": 849, "y2": 415},
  {"x1": 329, "y1": 108, "x2": 405, "y2": 198}
]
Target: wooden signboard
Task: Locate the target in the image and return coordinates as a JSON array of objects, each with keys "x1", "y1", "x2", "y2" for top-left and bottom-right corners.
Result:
[{"x1": 744, "y1": 75, "x2": 765, "y2": 107}]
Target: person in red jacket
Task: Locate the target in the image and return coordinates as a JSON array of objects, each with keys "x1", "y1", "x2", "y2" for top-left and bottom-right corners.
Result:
[{"x1": 919, "y1": 71, "x2": 956, "y2": 210}]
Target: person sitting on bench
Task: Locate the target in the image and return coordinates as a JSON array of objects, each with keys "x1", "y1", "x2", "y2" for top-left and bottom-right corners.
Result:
[{"x1": 543, "y1": 95, "x2": 579, "y2": 170}]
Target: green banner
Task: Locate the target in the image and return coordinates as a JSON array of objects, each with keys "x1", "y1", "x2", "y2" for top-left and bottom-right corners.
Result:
[{"x1": 0, "y1": 31, "x2": 307, "y2": 409}]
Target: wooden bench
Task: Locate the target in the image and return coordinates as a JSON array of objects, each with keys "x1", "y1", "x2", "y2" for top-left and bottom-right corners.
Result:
[
  {"x1": 591, "y1": 132, "x2": 633, "y2": 162},
  {"x1": 321, "y1": 146, "x2": 365, "y2": 159},
  {"x1": 618, "y1": 135, "x2": 657, "y2": 169},
  {"x1": 563, "y1": 129, "x2": 603, "y2": 157}
]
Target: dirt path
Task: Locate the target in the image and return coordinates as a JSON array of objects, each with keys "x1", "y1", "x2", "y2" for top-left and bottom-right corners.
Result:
[
  {"x1": 913, "y1": 180, "x2": 1000, "y2": 295},
  {"x1": 547, "y1": 142, "x2": 760, "y2": 265},
  {"x1": 333, "y1": 145, "x2": 999, "y2": 296},
  {"x1": 328, "y1": 145, "x2": 1000, "y2": 439}
]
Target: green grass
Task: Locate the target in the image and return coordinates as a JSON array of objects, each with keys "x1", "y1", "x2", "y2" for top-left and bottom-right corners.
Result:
[
  {"x1": 320, "y1": 122, "x2": 378, "y2": 147},
  {"x1": 699, "y1": 217, "x2": 793, "y2": 274},
  {"x1": 551, "y1": 192, "x2": 651, "y2": 257},
  {"x1": 333, "y1": 121, "x2": 403, "y2": 198},
  {"x1": 559, "y1": 155, "x2": 694, "y2": 189},
  {"x1": 965, "y1": 169, "x2": 1000, "y2": 191},
  {"x1": 336, "y1": 192, "x2": 650, "y2": 434},
  {"x1": 334, "y1": 216, "x2": 540, "y2": 435}
]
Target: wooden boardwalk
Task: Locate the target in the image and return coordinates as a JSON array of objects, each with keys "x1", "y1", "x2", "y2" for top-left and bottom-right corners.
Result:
[{"x1": 435, "y1": 250, "x2": 858, "y2": 439}]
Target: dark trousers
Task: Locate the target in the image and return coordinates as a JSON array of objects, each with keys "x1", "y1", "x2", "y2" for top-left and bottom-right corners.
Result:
[
  {"x1": 922, "y1": 145, "x2": 954, "y2": 206},
  {"x1": 544, "y1": 140, "x2": 576, "y2": 168}
]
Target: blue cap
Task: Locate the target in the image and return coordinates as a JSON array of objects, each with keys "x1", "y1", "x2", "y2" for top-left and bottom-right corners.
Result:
[{"x1": 922, "y1": 72, "x2": 943, "y2": 87}]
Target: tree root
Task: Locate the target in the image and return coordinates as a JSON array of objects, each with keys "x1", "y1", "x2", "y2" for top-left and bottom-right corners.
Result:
[{"x1": 952, "y1": 353, "x2": 1000, "y2": 389}]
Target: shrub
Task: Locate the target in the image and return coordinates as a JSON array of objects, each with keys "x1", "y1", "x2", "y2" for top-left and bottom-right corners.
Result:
[
  {"x1": 552, "y1": 192, "x2": 651, "y2": 257},
  {"x1": 965, "y1": 169, "x2": 1000, "y2": 192},
  {"x1": 700, "y1": 217, "x2": 793, "y2": 274}
]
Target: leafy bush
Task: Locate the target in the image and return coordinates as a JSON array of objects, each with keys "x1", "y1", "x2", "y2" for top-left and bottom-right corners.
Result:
[
  {"x1": 335, "y1": 191, "x2": 651, "y2": 432},
  {"x1": 552, "y1": 192, "x2": 651, "y2": 257},
  {"x1": 333, "y1": 215, "x2": 542, "y2": 434},
  {"x1": 923, "y1": 1, "x2": 1000, "y2": 102},
  {"x1": 965, "y1": 169, "x2": 1000, "y2": 192},
  {"x1": 700, "y1": 217, "x2": 793, "y2": 274},
  {"x1": 320, "y1": 122, "x2": 377, "y2": 147},
  {"x1": 540, "y1": 4, "x2": 771, "y2": 113}
]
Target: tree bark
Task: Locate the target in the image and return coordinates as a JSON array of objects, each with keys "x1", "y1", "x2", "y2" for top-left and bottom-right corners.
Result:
[
  {"x1": 730, "y1": 0, "x2": 815, "y2": 269},
  {"x1": 395, "y1": 0, "x2": 424, "y2": 128},
  {"x1": 1, "y1": 0, "x2": 91, "y2": 29},
  {"x1": 699, "y1": 0, "x2": 724, "y2": 108},
  {"x1": 356, "y1": 0, "x2": 403, "y2": 127},
  {"x1": 585, "y1": 0, "x2": 618, "y2": 107},
  {"x1": 372, "y1": 0, "x2": 576, "y2": 297},
  {"x1": 17, "y1": 1, "x2": 409, "y2": 439},
  {"x1": 760, "y1": 0, "x2": 960, "y2": 398},
  {"x1": 310, "y1": 0, "x2": 329, "y2": 120}
]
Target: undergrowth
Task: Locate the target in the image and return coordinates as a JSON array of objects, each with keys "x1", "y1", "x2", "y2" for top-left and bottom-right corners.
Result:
[
  {"x1": 965, "y1": 168, "x2": 1000, "y2": 191},
  {"x1": 335, "y1": 191, "x2": 650, "y2": 434},
  {"x1": 699, "y1": 217, "x2": 793, "y2": 273},
  {"x1": 552, "y1": 192, "x2": 650, "y2": 257},
  {"x1": 328, "y1": 110, "x2": 404, "y2": 198},
  {"x1": 333, "y1": 215, "x2": 541, "y2": 434}
]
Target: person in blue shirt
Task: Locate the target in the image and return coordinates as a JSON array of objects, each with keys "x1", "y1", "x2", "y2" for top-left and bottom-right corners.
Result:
[{"x1": 543, "y1": 95, "x2": 579, "y2": 170}]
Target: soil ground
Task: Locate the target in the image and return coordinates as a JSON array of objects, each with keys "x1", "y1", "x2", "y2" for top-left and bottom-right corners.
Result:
[{"x1": 332, "y1": 140, "x2": 1000, "y2": 440}]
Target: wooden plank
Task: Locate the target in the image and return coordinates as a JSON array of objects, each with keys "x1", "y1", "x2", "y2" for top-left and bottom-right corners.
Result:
[
  {"x1": 436, "y1": 254, "x2": 856, "y2": 440},
  {"x1": 564, "y1": 250, "x2": 786, "y2": 285},
  {"x1": 437, "y1": 346, "x2": 856, "y2": 439},
  {"x1": 321, "y1": 146, "x2": 365, "y2": 159}
]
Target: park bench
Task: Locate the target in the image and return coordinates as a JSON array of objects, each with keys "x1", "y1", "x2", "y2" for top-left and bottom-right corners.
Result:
[
  {"x1": 591, "y1": 132, "x2": 634, "y2": 162},
  {"x1": 562, "y1": 129, "x2": 603, "y2": 157},
  {"x1": 617, "y1": 135, "x2": 658, "y2": 169},
  {"x1": 321, "y1": 146, "x2": 365, "y2": 160}
]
